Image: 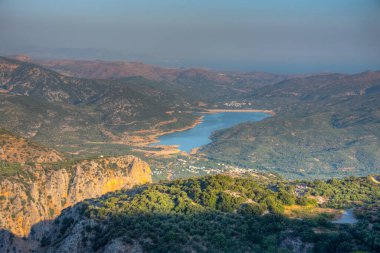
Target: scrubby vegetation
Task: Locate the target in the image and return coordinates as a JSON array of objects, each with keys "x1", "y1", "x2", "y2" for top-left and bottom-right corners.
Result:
[
  {"x1": 0, "y1": 160, "x2": 22, "y2": 178},
  {"x1": 57, "y1": 174, "x2": 380, "y2": 253},
  {"x1": 307, "y1": 176, "x2": 380, "y2": 208}
]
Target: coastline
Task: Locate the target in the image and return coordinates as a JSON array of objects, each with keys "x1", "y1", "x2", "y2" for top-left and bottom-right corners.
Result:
[
  {"x1": 150, "y1": 115, "x2": 205, "y2": 143},
  {"x1": 129, "y1": 108, "x2": 274, "y2": 155},
  {"x1": 204, "y1": 109, "x2": 276, "y2": 116},
  {"x1": 151, "y1": 108, "x2": 274, "y2": 143},
  {"x1": 126, "y1": 115, "x2": 204, "y2": 147}
]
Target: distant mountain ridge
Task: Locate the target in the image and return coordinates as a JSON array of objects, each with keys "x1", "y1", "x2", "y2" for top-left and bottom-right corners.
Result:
[{"x1": 32, "y1": 58, "x2": 289, "y2": 85}]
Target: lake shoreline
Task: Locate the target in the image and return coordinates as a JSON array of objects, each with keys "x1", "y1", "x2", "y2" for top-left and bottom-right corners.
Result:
[
  {"x1": 155, "y1": 108, "x2": 274, "y2": 141},
  {"x1": 151, "y1": 110, "x2": 272, "y2": 153},
  {"x1": 133, "y1": 109, "x2": 273, "y2": 155},
  {"x1": 128, "y1": 115, "x2": 205, "y2": 146},
  {"x1": 153, "y1": 115, "x2": 205, "y2": 142},
  {"x1": 203, "y1": 108, "x2": 276, "y2": 116}
]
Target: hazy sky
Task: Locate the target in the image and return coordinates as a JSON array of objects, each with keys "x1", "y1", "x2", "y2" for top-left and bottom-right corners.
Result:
[{"x1": 1, "y1": 0, "x2": 379, "y2": 73}]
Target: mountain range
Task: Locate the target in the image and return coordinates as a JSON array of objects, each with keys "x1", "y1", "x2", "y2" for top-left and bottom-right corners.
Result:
[
  {"x1": 0, "y1": 55, "x2": 380, "y2": 252},
  {"x1": 1, "y1": 56, "x2": 379, "y2": 178}
]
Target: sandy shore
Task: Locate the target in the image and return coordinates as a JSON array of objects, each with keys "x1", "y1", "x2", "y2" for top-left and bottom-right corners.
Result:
[
  {"x1": 149, "y1": 115, "x2": 204, "y2": 143},
  {"x1": 126, "y1": 115, "x2": 204, "y2": 146}
]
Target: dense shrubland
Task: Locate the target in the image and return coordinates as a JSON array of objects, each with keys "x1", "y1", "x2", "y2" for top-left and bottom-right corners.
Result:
[{"x1": 58, "y1": 174, "x2": 380, "y2": 253}]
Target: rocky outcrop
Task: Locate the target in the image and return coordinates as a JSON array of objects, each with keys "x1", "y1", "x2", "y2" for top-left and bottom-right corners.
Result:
[{"x1": 0, "y1": 155, "x2": 151, "y2": 237}]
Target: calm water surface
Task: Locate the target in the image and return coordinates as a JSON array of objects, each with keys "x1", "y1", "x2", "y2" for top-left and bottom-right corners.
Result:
[
  {"x1": 332, "y1": 208, "x2": 358, "y2": 224},
  {"x1": 153, "y1": 112, "x2": 270, "y2": 152}
]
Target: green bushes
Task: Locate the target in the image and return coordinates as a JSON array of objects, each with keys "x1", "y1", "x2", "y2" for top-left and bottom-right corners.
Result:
[
  {"x1": 81, "y1": 174, "x2": 379, "y2": 252},
  {"x1": 296, "y1": 196, "x2": 317, "y2": 206},
  {"x1": 0, "y1": 160, "x2": 22, "y2": 178},
  {"x1": 307, "y1": 176, "x2": 379, "y2": 208},
  {"x1": 216, "y1": 192, "x2": 245, "y2": 212},
  {"x1": 239, "y1": 203, "x2": 265, "y2": 215}
]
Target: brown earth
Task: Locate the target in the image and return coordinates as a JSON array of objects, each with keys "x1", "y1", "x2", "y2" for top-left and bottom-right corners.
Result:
[{"x1": 0, "y1": 130, "x2": 63, "y2": 164}]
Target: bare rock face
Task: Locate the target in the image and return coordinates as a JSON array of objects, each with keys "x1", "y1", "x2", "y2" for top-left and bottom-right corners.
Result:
[{"x1": 0, "y1": 155, "x2": 151, "y2": 237}]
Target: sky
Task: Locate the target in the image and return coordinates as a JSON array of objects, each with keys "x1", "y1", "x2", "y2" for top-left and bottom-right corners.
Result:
[{"x1": 0, "y1": 0, "x2": 379, "y2": 73}]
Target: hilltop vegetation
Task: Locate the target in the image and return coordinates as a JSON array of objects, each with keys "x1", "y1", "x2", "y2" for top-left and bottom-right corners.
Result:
[{"x1": 14, "y1": 174, "x2": 378, "y2": 253}]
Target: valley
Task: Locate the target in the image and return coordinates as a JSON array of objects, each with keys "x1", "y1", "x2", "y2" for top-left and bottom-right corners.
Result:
[
  {"x1": 2, "y1": 1, "x2": 379, "y2": 252},
  {"x1": 0, "y1": 56, "x2": 379, "y2": 252},
  {"x1": 2, "y1": 56, "x2": 379, "y2": 179}
]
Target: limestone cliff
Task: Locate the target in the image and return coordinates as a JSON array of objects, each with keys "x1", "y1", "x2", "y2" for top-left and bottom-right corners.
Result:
[{"x1": 0, "y1": 155, "x2": 151, "y2": 237}]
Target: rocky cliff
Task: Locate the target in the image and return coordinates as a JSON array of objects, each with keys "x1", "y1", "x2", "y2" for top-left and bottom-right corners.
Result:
[{"x1": 0, "y1": 155, "x2": 151, "y2": 237}]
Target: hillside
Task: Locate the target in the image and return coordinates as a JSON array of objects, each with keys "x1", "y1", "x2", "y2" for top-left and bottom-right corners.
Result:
[
  {"x1": 200, "y1": 71, "x2": 380, "y2": 178},
  {"x1": 0, "y1": 129, "x2": 63, "y2": 164},
  {"x1": 0, "y1": 132, "x2": 152, "y2": 237},
  {"x1": 0, "y1": 57, "x2": 198, "y2": 150},
  {"x1": 1, "y1": 56, "x2": 379, "y2": 179},
  {"x1": 0, "y1": 56, "x2": 288, "y2": 157},
  {"x1": 1, "y1": 174, "x2": 378, "y2": 252}
]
